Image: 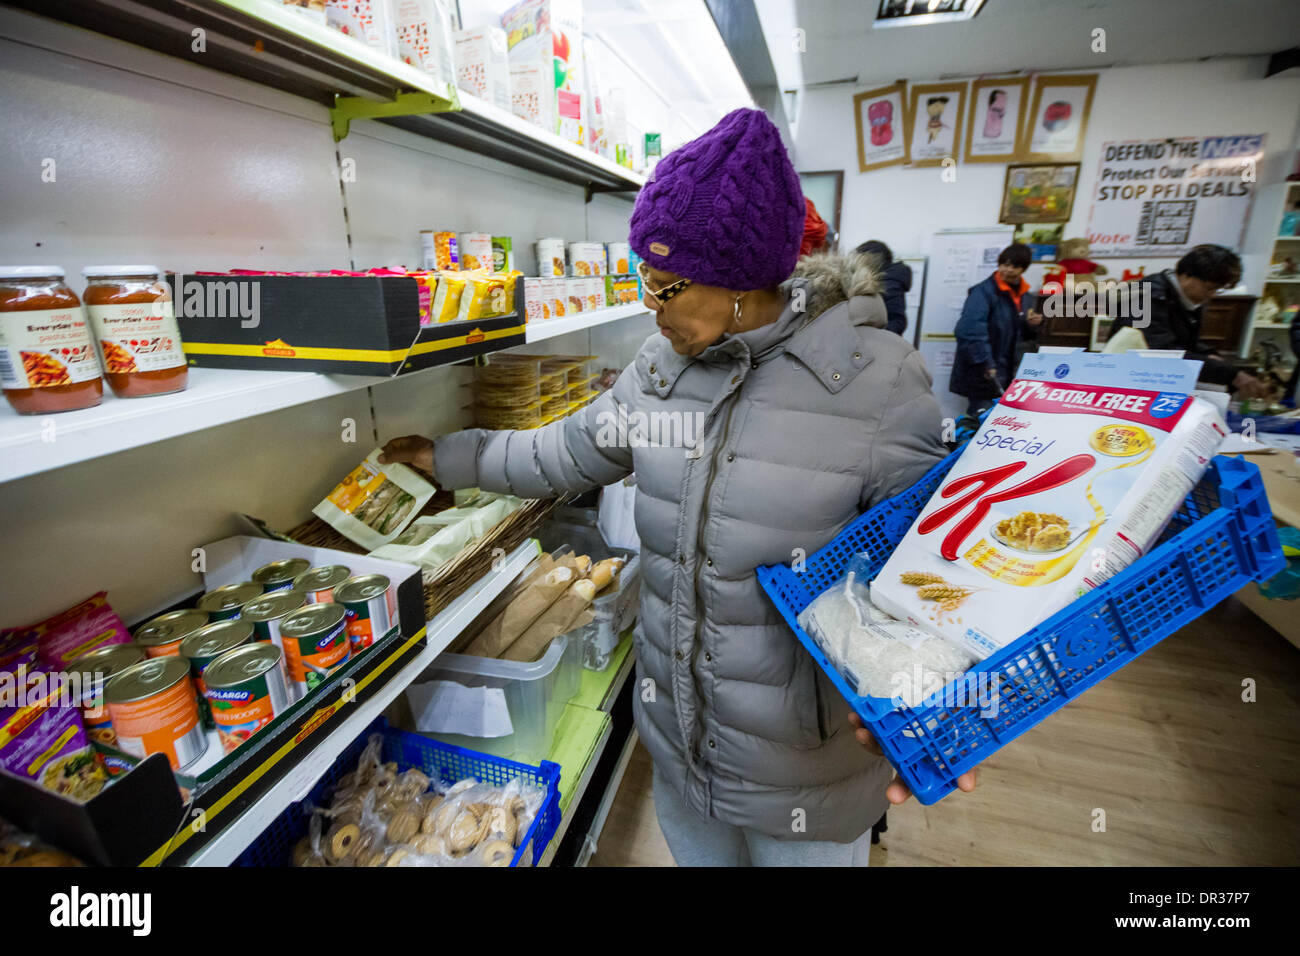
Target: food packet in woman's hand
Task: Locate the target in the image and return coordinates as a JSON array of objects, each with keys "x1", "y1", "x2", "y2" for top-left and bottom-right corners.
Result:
[{"x1": 313, "y1": 448, "x2": 436, "y2": 550}]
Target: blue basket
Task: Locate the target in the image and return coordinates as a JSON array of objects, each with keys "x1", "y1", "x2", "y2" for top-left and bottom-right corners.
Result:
[
  {"x1": 757, "y1": 452, "x2": 1285, "y2": 805},
  {"x1": 236, "y1": 719, "x2": 562, "y2": 867}
]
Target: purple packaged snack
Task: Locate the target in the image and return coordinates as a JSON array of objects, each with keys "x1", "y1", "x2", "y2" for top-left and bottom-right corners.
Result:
[{"x1": 0, "y1": 669, "x2": 107, "y2": 801}]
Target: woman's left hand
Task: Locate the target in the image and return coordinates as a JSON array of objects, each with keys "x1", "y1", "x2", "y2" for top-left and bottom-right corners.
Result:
[{"x1": 848, "y1": 712, "x2": 978, "y2": 805}]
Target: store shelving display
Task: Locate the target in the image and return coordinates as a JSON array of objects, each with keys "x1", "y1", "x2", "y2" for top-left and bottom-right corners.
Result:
[
  {"x1": 14, "y1": 0, "x2": 646, "y2": 193},
  {"x1": 525, "y1": 302, "x2": 649, "y2": 343}
]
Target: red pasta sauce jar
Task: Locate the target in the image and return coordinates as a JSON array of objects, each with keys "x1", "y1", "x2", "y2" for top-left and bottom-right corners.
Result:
[
  {"x1": 82, "y1": 266, "x2": 188, "y2": 398},
  {"x1": 0, "y1": 266, "x2": 104, "y2": 415}
]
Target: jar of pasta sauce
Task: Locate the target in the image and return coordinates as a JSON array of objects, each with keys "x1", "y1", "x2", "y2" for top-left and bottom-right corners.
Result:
[
  {"x1": 0, "y1": 266, "x2": 104, "y2": 415},
  {"x1": 82, "y1": 266, "x2": 188, "y2": 398}
]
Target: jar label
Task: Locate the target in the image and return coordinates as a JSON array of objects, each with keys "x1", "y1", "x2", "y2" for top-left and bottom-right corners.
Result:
[
  {"x1": 0, "y1": 308, "x2": 103, "y2": 388},
  {"x1": 86, "y1": 302, "x2": 186, "y2": 373}
]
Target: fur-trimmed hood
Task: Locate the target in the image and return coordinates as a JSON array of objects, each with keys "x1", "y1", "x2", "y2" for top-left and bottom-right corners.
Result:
[{"x1": 781, "y1": 250, "x2": 885, "y2": 324}]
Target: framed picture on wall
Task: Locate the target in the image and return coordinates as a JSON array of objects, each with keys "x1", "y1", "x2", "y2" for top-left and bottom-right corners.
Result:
[
  {"x1": 853, "y1": 81, "x2": 910, "y2": 172},
  {"x1": 965, "y1": 76, "x2": 1029, "y2": 163},
  {"x1": 1022, "y1": 74, "x2": 1097, "y2": 162},
  {"x1": 999, "y1": 162, "x2": 1081, "y2": 223},
  {"x1": 907, "y1": 81, "x2": 965, "y2": 166}
]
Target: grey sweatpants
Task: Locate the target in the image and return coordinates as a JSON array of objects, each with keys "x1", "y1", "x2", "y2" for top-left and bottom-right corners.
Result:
[{"x1": 652, "y1": 767, "x2": 872, "y2": 867}]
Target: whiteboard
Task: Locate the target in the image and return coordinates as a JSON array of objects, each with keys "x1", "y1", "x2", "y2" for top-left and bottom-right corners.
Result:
[{"x1": 917, "y1": 228, "x2": 1015, "y2": 338}]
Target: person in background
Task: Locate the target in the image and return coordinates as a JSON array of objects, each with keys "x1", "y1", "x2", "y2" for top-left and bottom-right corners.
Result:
[
  {"x1": 855, "y1": 240, "x2": 911, "y2": 337},
  {"x1": 1108, "y1": 244, "x2": 1270, "y2": 398},
  {"x1": 800, "y1": 197, "x2": 829, "y2": 257},
  {"x1": 949, "y1": 242, "x2": 1043, "y2": 416},
  {"x1": 379, "y1": 108, "x2": 965, "y2": 867}
]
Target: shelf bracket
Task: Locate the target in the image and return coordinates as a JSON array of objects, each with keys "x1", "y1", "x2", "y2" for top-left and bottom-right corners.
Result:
[{"x1": 331, "y1": 90, "x2": 461, "y2": 141}]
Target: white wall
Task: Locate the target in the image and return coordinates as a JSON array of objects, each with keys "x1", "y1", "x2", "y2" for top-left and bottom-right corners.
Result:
[
  {"x1": 0, "y1": 7, "x2": 644, "y2": 626},
  {"x1": 793, "y1": 58, "x2": 1300, "y2": 291}
]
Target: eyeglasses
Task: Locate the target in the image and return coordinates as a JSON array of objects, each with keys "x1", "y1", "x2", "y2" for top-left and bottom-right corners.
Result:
[{"x1": 638, "y1": 261, "x2": 692, "y2": 307}]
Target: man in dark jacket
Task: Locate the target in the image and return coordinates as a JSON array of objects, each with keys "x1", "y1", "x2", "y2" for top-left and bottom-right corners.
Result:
[
  {"x1": 855, "y1": 240, "x2": 911, "y2": 336},
  {"x1": 950, "y1": 243, "x2": 1042, "y2": 415},
  {"x1": 1109, "y1": 244, "x2": 1269, "y2": 397}
]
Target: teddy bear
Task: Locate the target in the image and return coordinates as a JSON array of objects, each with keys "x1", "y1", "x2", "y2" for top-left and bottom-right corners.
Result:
[{"x1": 1055, "y1": 237, "x2": 1108, "y2": 288}]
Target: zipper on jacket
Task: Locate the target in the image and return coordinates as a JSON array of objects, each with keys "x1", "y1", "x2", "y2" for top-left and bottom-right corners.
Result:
[{"x1": 690, "y1": 368, "x2": 744, "y2": 756}]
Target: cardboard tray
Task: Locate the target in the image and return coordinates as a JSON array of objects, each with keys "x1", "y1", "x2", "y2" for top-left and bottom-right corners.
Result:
[
  {"x1": 0, "y1": 536, "x2": 426, "y2": 867},
  {"x1": 170, "y1": 274, "x2": 524, "y2": 376}
]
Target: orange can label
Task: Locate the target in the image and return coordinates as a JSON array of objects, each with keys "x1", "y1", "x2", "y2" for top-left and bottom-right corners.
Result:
[
  {"x1": 143, "y1": 638, "x2": 184, "y2": 658},
  {"x1": 106, "y1": 676, "x2": 203, "y2": 770},
  {"x1": 282, "y1": 619, "x2": 350, "y2": 695}
]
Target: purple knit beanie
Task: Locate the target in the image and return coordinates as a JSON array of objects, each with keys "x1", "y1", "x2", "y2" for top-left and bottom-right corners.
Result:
[{"x1": 629, "y1": 108, "x2": 806, "y2": 291}]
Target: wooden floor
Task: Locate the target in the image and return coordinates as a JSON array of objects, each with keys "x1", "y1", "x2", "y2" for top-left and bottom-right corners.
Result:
[{"x1": 589, "y1": 596, "x2": 1300, "y2": 866}]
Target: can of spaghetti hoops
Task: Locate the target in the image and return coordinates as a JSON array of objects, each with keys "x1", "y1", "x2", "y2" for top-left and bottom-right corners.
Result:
[
  {"x1": 334, "y1": 574, "x2": 396, "y2": 655},
  {"x1": 67, "y1": 643, "x2": 145, "y2": 747},
  {"x1": 179, "y1": 620, "x2": 255, "y2": 730},
  {"x1": 196, "y1": 582, "x2": 262, "y2": 621},
  {"x1": 134, "y1": 608, "x2": 209, "y2": 657},
  {"x1": 203, "y1": 643, "x2": 290, "y2": 754},
  {"x1": 277, "y1": 603, "x2": 350, "y2": 698},
  {"x1": 104, "y1": 656, "x2": 207, "y2": 770},
  {"x1": 292, "y1": 565, "x2": 351, "y2": 604},
  {"x1": 240, "y1": 589, "x2": 306, "y2": 649},
  {"x1": 252, "y1": 558, "x2": 311, "y2": 593}
]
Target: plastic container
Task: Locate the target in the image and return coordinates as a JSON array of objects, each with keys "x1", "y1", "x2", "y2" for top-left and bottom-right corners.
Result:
[
  {"x1": 235, "y1": 718, "x2": 561, "y2": 867},
  {"x1": 467, "y1": 379, "x2": 542, "y2": 408},
  {"x1": 757, "y1": 451, "x2": 1284, "y2": 805},
  {"x1": 536, "y1": 518, "x2": 640, "y2": 670},
  {"x1": 473, "y1": 354, "x2": 541, "y2": 386},
  {"x1": 471, "y1": 399, "x2": 544, "y2": 430},
  {"x1": 415, "y1": 634, "x2": 580, "y2": 765}
]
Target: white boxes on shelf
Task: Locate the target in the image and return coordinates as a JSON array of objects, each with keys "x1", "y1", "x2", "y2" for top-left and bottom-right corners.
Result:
[
  {"x1": 389, "y1": 0, "x2": 457, "y2": 94},
  {"x1": 326, "y1": 0, "x2": 395, "y2": 56},
  {"x1": 455, "y1": 26, "x2": 511, "y2": 112}
]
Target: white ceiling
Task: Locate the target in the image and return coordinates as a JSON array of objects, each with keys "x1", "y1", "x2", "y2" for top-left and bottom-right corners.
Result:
[{"x1": 756, "y1": 0, "x2": 1300, "y2": 91}]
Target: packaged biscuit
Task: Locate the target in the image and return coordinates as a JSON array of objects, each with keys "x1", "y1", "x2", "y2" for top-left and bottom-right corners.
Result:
[
  {"x1": 313, "y1": 448, "x2": 437, "y2": 550},
  {"x1": 457, "y1": 233, "x2": 493, "y2": 271},
  {"x1": 431, "y1": 273, "x2": 466, "y2": 322},
  {"x1": 871, "y1": 354, "x2": 1227, "y2": 661}
]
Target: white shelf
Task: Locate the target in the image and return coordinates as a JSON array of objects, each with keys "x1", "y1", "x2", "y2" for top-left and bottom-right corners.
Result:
[
  {"x1": 525, "y1": 304, "x2": 650, "y2": 343},
  {"x1": 0, "y1": 367, "x2": 387, "y2": 484},
  {"x1": 183, "y1": 538, "x2": 541, "y2": 867},
  {"x1": 1265, "y1": 278, "x2": 1300, "y2": 284}
]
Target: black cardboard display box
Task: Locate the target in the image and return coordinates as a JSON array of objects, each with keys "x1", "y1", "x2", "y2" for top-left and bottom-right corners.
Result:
[{"x1": 169, "y1": 274, "x2": 524, "y2": 376}]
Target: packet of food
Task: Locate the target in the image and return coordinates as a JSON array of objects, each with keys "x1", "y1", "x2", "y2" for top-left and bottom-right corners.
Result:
[
  {"x1": 431, "y1": 274, "x2": 466, "y2": 323},
  {"x1": 462, "y1": 555, "x2": 580, "y2": 658},
  {"x1": 499, "y1": 578, "x2": 597, "y2": 662},
  {"x1": 0, "y1": 678, "x2": 107, "y2": 802},
  {"x1": 368, "y1": 513, "x2": 477, "y2": 571},
  {"x1": 870, "y1": 353, "x2": 1226, "y2": 661},
  {"x1": 457, "y1": 274, "x2": 507, "y2": 322},
  {"x1": 23, "y1": 593, "x2": 131, "y2": 672},
  {"x1": 313, "y1": 448, "x2": 437, "y2": 550}
]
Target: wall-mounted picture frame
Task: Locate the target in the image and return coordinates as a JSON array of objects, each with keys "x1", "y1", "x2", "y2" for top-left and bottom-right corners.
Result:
[
  {"x1": 1022, "y1": 74, "x2": 1097, "y2": 162},
  {"x1": 965, "y1": 76, "x2": 1029, "y2": 164},
  {"x1": 906, "y1": 81, "x2": 966, "y2": 166},
  {"x1": 999, "y1": 162, "x2": 1081, "y2": 223},
  {"x1": 853, "y1": 81, "x2": 910, "y2": 172}
]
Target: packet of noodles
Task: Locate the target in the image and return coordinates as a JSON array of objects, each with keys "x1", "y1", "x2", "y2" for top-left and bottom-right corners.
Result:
[
  {"x1": 432, "y1": 273, "x2": 466, "y2": 323},
  {"x1": 457, "y1": 273, "x2": 507, "y2": 322},
  {"x1": 312, "y1": 448, "x2": 437, "y2": 550}
]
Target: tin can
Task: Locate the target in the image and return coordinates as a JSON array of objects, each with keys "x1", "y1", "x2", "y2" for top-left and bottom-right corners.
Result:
[
  {"x1": 240, "y1": 589, "x2": 306, "y2": 648},
  {"x1": 252, "y1": 558, "x2": 311, "y2": 593},
  {"x1": 66, "y1": 643, "x2": 145, "y2": 747},
  {"x1": 104, "y1": 657, "x2": 207, "y2": 770},
  {"x1": 179, "y1": 620, "x2": 255, "y2": 730},
  {"x1": 292, "y1": 565, "x2": 351, "y2": 604},
  {"x1": 134, "y1": 609, "x2": 209, "y2": 658},
  {"x1": 202, "y1": 643, "x2": 290, "y2": 754},
  {"x1": 536, "y1": 238, "x2": 566, "y2": 277},
  {"x1": 195, "y1": 582, "x2": 262, "y2": 621},
  {"x1": 334, "y1": 574, "x2": 396, "y2": 654},
  {"x1": 277, "y1": 603, "x2": 350, "y2": 697}
]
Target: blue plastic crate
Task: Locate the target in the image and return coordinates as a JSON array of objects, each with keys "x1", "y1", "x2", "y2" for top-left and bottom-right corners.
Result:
[
  {"x1": 236, "y1": 719, "x2": 562, "y2": 867},
  {"x1": 757, "y1": 452, "x2": 1285, "y2": 805}
]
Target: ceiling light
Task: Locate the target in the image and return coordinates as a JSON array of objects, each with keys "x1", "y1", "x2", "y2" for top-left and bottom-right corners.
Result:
[{"x1": 874, "y1": 0, "x2": 985, "y2": 28}]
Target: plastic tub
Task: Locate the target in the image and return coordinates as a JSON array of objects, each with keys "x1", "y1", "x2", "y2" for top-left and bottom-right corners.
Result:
[{"x1": 412, "y1": 634, "x2": 580, "y2": 765}]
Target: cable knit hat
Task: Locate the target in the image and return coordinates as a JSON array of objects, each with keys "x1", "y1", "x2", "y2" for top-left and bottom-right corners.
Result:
[{"x1": 629, "y1": 108, "x2": 805, "y2": 291}]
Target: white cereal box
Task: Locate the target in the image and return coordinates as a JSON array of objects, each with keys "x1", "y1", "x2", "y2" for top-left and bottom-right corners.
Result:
[
  {"x1": 870, "y1": 354, "x2": 1227, "y2": 661},
  {"x1": 390, "y1": 0, "x2": 456, "y2": 94},
  {"x1": 455, "y1": 26, "x2": 511, "y2": 111}
]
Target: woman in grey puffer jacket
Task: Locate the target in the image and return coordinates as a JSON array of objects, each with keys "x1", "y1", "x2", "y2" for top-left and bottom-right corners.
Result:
[{"x1": 381, "y1": 109, "x2": 973, "y2": 866}]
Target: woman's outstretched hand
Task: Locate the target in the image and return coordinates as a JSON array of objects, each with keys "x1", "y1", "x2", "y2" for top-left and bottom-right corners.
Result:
[
  {"x1": 378, "y1": 435, "x2": 436, "y2": 478},
  {"x1": 848, "y1": 711, "x2": 978, "y2": 805}
]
